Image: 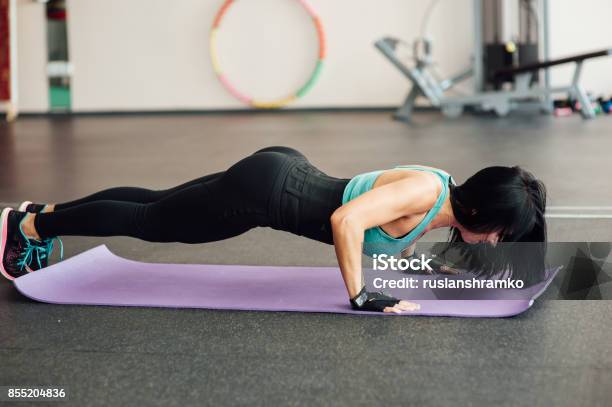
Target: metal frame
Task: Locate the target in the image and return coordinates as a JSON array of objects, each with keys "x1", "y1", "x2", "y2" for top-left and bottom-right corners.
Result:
[
  {"x1": 374, "y1": 37, "x2": 472, "y2": 121},
  {"x1": 541, "y1": 0, "x2": 552, "y2": 112}
]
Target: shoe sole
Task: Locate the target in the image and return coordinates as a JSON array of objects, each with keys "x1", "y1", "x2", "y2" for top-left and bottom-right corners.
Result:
[
  {"x1": 18, "y1": 201, "x2": 32, "y2": 212},
  {"x1": 0, "y1": 208, "x2": 15, "y2": 281}
]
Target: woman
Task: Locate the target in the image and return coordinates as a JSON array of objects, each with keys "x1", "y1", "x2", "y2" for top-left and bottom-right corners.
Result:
[{"x1": 0, "y1": 146, "x2": 547, "y2": 313}]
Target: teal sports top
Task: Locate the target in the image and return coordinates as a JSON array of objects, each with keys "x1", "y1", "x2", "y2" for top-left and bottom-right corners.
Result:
[{"x1": 341, "y1": 165, "x2": 456, "y2": 257}]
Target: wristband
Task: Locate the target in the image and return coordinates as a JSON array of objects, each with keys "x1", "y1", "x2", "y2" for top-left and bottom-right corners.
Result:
[{"x1": 350, "y1": 286, "x2": 369, "y2": 309}]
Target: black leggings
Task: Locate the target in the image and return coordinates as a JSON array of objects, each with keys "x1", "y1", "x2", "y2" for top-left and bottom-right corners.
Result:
[{"x1": 35, "y1": 146, "x2": 350, "y2": 245}]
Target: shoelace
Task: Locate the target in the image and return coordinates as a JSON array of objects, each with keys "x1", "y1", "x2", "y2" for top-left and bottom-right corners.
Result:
[{"x1": 17, "y1": 236, "x2": 64, "y2": 271}]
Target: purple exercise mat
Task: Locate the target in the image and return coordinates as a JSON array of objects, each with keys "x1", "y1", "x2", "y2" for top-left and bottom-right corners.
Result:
[{"x1": 14, "y1": 245, "x2": 559, "y2": 317}]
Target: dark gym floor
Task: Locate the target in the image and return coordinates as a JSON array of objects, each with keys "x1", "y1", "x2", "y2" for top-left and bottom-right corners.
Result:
[{"x1": 1, "y1": 111, "x2": 611, "y2": 406}]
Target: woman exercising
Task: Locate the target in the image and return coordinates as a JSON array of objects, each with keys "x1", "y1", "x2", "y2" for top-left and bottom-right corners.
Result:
[{"x1": 0, "y1": 146, "x2": 546, "y2": 313}]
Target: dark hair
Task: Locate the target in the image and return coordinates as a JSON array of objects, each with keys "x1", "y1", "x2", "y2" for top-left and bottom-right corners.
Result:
[{"x1": 438, "y1": 166, "x2": 547, "y2": 285}]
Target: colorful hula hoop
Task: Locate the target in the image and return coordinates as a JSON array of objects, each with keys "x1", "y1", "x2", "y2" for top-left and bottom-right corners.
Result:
[{"x1": 210, "y1": 0, "x2": 326, "y2": 109}]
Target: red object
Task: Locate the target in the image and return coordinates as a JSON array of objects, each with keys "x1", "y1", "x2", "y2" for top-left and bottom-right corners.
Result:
[
  {"x1": 47, "y1": 9, "x2": 67, "y2": 20},
  {"x1": 554, "y1": 107, "x2": 573, "y2": 117},
  {"x1": 0, "y1": 0, "x2": 10, "y2": 101}
]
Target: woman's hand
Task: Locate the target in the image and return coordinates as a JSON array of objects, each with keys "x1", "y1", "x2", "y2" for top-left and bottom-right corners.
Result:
[
  {"x1": 401, "y1": 251, "x2": 463, "y2": 275},
  {"x1": 429, "y1": 256, "x2": 465, "y2": 275},
  {"x1": 437, "y1": 264, "x2": 461, "y2": 275},
  {"x1": 350, "y1": 287, "x2": 420, "y2": 313},
  {"x1": 383, "y1": 300, "x2": 421, "y2": 314}
]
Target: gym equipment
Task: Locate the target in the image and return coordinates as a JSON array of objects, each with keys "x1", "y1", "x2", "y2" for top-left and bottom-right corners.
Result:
[
  {"x1": 210, "y1": 0, "x2": 325, "y2": 109},
  {"x1": 375, "y1": 0, "x2": 612, "y2": 120},
  {"x1": 15, "y1": 245, "x2": 560, "y2": 317}
]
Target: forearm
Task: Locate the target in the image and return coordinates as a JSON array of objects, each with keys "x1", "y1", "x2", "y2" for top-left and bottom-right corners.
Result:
[{"x1": 331, "y1": 217, "x2": 364, "y2": 299}]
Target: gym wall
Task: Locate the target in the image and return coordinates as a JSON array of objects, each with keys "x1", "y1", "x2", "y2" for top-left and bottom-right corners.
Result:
[
  {"x1": 548, "y1": 0, "x2": 612, "y2": 94},
  {"x1": 66, "y1": 0, "x2": 473, "y2": 112},
  {"x1": 14, "y1": 0, "x2": 612, "y2": 113}
]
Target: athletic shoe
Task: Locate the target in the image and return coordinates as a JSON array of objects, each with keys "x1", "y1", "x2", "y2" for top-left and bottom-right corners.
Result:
[
  {"x1": 27, "y1": 234, "x2": 63, "y2": 272},
  {"x1": 14, "y1": 203, "x2": 61, "y2": 271},
  {"x1": 20, "y1": 206, "x2": 63, "y2": 272},
  {"x1": 0, "y1": 208, "x2": 63, "y2": 280},
  {"x1": 18, "y1": 201, "x2": 47, "y2": 213}
]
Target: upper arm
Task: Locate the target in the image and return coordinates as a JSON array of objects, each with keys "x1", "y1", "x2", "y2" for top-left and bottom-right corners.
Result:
[{"x1": 331, "y1": 172, "x2": 439, "y2": 231}]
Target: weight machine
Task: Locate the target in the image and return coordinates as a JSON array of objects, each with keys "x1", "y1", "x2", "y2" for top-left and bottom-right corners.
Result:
[{"x1": 376, "y1": 0, "x2": 612, "y2": 121}]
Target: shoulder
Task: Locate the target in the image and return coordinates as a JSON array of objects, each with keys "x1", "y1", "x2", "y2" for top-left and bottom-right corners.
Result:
[
  {"x1": 393, "y1": 169, "x2": 442, "y2": 192},
  {"x1": 391, "y1": 172, "x2": 441, "y2": 212}
]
